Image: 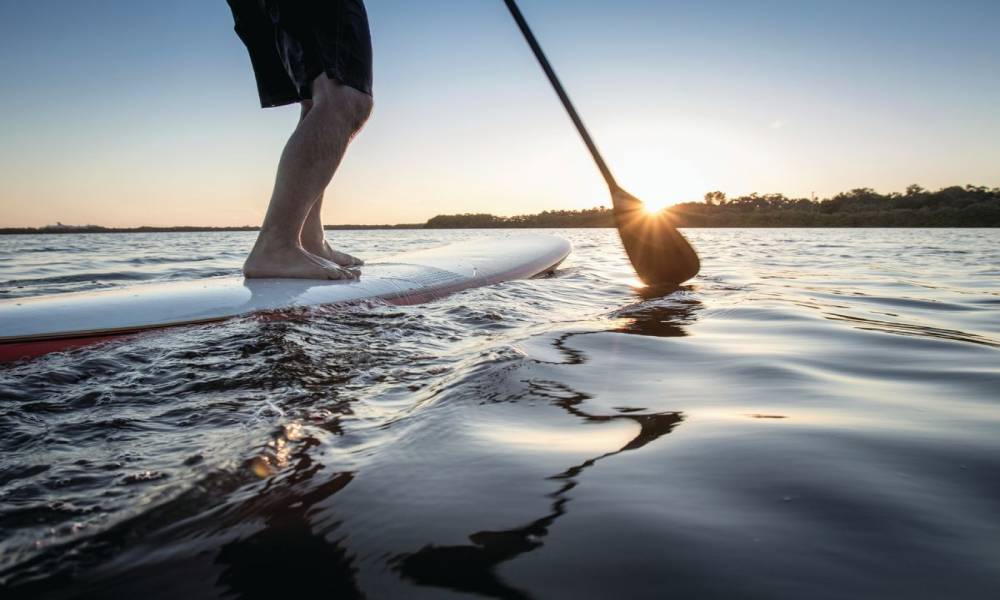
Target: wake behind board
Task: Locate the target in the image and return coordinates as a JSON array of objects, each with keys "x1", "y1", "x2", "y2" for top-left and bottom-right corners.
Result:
[{"x1": 0, "y1": 234, "x2": 570, "y2": 362}]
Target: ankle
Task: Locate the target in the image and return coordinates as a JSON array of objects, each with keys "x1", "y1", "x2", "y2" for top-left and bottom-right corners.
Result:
[
  {"x1": 301, "y1": 234, "x2": 326, "y2": 250},
  {"x1": 253, "y1": 230, "x2": 301, "y2": 252}
]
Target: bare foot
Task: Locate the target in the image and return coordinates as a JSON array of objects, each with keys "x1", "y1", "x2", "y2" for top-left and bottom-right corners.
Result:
[
  {"x1": 305, "y1": 239, "x2": 364, "y2": 267},
  {"x1": 243, "y1": 242, "x2": 359, "y2": 280}
]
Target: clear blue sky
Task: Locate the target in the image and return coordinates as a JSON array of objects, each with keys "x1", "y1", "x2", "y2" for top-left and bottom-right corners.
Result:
[{"x1": 1, "y1": 0, "x2": 997, "y2": 226}]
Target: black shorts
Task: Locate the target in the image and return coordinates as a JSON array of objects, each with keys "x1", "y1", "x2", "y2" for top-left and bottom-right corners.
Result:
[{"x1": 228, "y1": 0, "x2": 373, "y2": 107}]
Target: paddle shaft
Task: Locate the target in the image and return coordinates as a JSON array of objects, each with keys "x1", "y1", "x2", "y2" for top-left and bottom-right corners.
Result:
[{"x1": 502, "y1": 0, "x2": 619, "y2": 191}]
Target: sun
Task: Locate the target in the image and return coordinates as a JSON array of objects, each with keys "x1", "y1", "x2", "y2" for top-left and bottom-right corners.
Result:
[
  {"x1": 615, "y1": 153, "x2": 709, "y2": 215},
  {"x1": 642, "y1": 197, "x2": 672, "y2": 214}
]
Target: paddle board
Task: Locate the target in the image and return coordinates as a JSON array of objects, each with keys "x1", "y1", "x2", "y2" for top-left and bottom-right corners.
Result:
[{"x1": 0, "y1": 234, "x2": 570, "y2": 362}]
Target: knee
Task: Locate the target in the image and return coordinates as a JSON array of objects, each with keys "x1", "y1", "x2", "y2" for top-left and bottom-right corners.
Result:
[
  {"x1": 346, "y1": 91, "x2": 373, "y2": 131},
  {"x1": 313, "y1": 79, "x2": 373, "y2": 133}
]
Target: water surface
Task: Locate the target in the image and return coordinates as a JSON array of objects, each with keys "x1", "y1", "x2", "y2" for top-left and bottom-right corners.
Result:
[{"x1": 1, "y1": 228, "x2": 998, "y2": 598}]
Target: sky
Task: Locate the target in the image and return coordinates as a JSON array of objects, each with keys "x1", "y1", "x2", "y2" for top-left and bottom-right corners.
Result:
[{"x1": 0, "y1": 0, "x2": 998, "y2": 227}]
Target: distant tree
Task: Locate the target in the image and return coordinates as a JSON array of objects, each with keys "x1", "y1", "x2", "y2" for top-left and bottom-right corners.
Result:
[{"x1": 704, "y1": 191, "x2": 726, "y2": 206}]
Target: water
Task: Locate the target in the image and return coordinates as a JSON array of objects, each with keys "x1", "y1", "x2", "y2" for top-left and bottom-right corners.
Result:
[{"x1": 1, "y1": 229, "x2": 998, "y2": 598}]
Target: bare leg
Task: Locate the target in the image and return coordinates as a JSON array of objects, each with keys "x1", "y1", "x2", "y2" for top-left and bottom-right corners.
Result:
[
  {"x1": 297, "y1": 99, "x2": 364, "y2": 267},
  {"x1": 244, "y1": 75, "x2": 373, "y2": 279}
]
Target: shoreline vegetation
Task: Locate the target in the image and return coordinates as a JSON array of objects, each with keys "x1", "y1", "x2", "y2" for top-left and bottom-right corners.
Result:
[{"x1": 3, "y1": 185, "x2": 997, "y2": 234}]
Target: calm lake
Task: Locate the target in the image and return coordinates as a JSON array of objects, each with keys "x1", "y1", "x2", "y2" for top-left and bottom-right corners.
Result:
[{"x1": 1, "y1": 228, "x2": 999, "y2": 598}]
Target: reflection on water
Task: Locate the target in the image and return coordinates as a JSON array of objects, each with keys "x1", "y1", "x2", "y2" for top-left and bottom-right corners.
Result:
[
  {"x1": 1, "y1": 229, "x2": 999, "y2": 598},
  {"x1": 397, "y1": 412, "x2": 683, "y2": 599},
  {"x1": 611, "y1": 291, "x2": 700, "y2": 337},
  {"x1": 388, "y1": 309, "x2": 693, "y2": 599}
]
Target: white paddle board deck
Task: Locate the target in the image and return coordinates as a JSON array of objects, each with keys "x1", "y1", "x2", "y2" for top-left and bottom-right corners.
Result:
[{"x1": 0, "y1": 234, "x2": 570, "y2": 362}]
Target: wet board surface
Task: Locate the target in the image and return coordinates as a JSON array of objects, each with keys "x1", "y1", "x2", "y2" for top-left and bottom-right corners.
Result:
[{"x1": 0, "y1": 234, "x2": 571, "y2": 361}]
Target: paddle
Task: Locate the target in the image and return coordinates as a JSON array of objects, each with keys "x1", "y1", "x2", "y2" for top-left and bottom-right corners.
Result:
[{"x1": 502, "y1": 0, "x2": 700, "y2": 286}]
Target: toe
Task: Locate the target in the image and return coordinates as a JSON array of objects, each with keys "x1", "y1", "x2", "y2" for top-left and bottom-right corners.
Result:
[{"x1": 332, "y1": 266, "x2": 359, "y2": 280}]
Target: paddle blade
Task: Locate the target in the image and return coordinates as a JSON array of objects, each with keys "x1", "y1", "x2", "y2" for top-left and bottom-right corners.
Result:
[{"x1": 611, "y1": 188, "x2": 701, "y2": 286}]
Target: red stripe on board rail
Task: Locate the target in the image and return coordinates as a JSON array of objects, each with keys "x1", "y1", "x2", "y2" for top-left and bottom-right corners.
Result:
[{"x1": 0, "y1": 335, "x2": 127, "y2": 363}]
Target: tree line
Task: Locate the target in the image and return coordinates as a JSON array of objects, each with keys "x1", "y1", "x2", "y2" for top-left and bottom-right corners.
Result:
[
  {"x1": 4, "y1": 185, "x2": 997, "y2": 233},
  {"x1": 424, "y1": 185, "x2": 1000, "y2": 228}
]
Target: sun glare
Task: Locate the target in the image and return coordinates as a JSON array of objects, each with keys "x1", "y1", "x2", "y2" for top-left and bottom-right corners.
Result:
[
  {"x1": 615, "y1": 151, "x2": 709, "y2": 215},
  {"x1": 642, "y1": 198, "x2": 672, "y2": 214}
]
